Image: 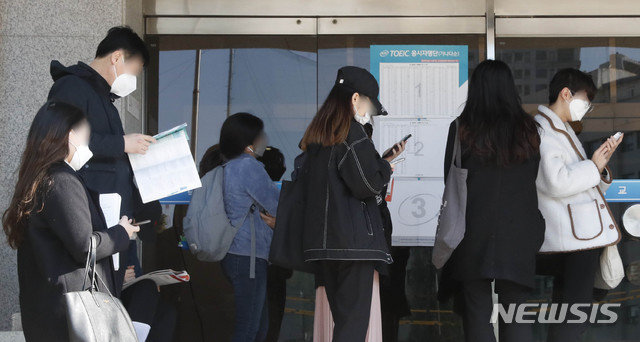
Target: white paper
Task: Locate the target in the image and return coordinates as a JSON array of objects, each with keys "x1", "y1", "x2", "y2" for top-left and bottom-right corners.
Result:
[
  {"x1": 387, "y1": 178, "x2": 445, "y2": 247},
  {"x1": 373, "y1": 53, "x2": 466, "y2": 246},
  {"x1": 128, "y1": 124, "x2": 202, "y2": 203},
  {"x1": 122, "y1": 269, "x2": 190, "y2": 290},
  {"x1": 373, "y1": 117, "x2": 453, "y2": 178},
  {"x1": 99, "y1": 193, "x2": 121, "y2": 271},
  {"x1": 379, "y1": 62, "x2": 465, "y2": 117}
]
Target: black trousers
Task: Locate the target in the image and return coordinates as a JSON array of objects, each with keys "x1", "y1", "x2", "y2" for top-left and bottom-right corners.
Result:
[
  {"x1": 536, "y1": 248, "x2": 602, "y2": 342},
  {"x1": 265, "y1": 265, "x2": 293, "y2": 342},
  {"x1": 318, "y1": 260, "x2": 375, "y2": 342},
  {"x1": 380, "y1": 247, "x2": 411, "y2": 342},
  {"x1": 460, "y1": 278, "x2": 533, "y2": 342}
]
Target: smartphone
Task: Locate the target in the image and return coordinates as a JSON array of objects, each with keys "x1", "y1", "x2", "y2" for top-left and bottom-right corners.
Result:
[
  {"x1": 132, "y1": 219, "x2": 151, "y2": 226},
  {"x1": 382, "y1": 134, "x2": 412, "y2": 158}
]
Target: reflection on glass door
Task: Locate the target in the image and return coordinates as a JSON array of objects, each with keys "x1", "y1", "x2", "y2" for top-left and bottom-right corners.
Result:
[
  {"x1": 498, "y1": 37, "x2": 640, "y2": 341},
  {"x1": 152, "y1": 33, "x2": 485, "y2": 342},
  {"x1": 155, "y1": 35, "x2": 318, "y2": 341}
]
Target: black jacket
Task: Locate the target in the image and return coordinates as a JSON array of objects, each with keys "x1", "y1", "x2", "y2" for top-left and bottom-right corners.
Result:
[
  {"x1": 301, "y1": 119, "x2": 393, "y2": 263},
  {"x1": 441, "y1": 119, "x2": 545, "y2": 290},
  {"x1": 18, "y1": 162, "x2": 130, "y2": 341},
  {"x1": 48, "y1": 61, "x2": 136, "y2": 216}
]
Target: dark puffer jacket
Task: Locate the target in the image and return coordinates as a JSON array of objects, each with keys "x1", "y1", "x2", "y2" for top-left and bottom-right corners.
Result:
[{"x1": 301, "y1": 119, "x2": 393, "y2": 264}]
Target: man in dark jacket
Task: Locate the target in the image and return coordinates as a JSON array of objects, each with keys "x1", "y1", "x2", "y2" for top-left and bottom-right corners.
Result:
[
  {"x1": 47, "y1": 26, "x2": 158, "y2": 340},
  {"x1": 47, "y1": 26, "x2": 154, "y2": 219}
]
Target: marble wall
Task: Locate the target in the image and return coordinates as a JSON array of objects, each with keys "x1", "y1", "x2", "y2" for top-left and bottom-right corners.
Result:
[{"x1": 0, "y1": 0, "x2": 144, "y2": 330}]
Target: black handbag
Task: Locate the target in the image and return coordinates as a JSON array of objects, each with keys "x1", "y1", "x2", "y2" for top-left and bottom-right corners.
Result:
[
  {"x1": 64, "y1": 236, "x2": 138, "y2": 342},
  {"x1": 269, "y1": 153, "x2": 315, "y2": 273}
]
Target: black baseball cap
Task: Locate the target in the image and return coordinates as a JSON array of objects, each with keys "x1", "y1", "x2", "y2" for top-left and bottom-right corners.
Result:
[{"x1": 335, "y1": 66, "x2": 388, "y2": 116}]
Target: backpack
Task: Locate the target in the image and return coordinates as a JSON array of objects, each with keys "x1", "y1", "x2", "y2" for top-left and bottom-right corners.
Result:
[{"x1": 183, "y1": 166, "x2": 256, "y2": 274}]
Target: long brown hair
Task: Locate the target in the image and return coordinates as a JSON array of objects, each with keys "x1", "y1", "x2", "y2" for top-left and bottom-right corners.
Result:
[
  {"x1": 3, "y1": 101, "x2": 86, "y2": 249},
  {"x1": 300, "y1": 85, "x2": 355, "y2": 150}
]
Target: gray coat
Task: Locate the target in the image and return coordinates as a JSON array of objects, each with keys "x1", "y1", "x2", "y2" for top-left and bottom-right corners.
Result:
[{"x1": 17, "y1": 162, "x2": 130, "y2": 341}]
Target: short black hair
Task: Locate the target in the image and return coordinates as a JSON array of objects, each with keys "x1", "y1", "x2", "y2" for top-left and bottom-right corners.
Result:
[
  {"x1": 257, "y1": 146, "x2": 286, "y2": 181},
  {"x1": 95, "y1": 26, "x2": 149, "y2": 66},
  {"x1": 220, "y1": 112, "x2": 264, "y2": 160},
  {"x1": 548, "y1": 68, "x2": 597, "y2": 104}
]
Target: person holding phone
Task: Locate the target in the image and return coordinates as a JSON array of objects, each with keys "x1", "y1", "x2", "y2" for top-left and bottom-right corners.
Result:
[
  {"x1": 299, "y1": 66, "x2": 403, "y2": 341},
  {"x1": 219, "y1": 113, "x2": 280, "y2": 342},
  {"x1": 535, "y1": 68, "x2": 622, "y2": 341},
  {"x1": 381, "y1": 134, "x2": 411, "y2": 159},
  {"x1": 381, "y1": 135, "x2": 409, "y2": 173},
  {"x1": 3, "y1": 101, "x2": 139, "y2": 341}
]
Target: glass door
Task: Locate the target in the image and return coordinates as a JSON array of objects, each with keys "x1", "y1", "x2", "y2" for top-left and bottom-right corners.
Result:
[
  {"x1": 497, "y1": 35, "x2": 640, "y2": 341},
  {"x1": 146, "y1": 27, "x2": 485, "y2": 342}
]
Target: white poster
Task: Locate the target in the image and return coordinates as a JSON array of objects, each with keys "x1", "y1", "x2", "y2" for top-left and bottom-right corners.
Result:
[
  {"x1": 373, "y1": 117, "x2": 453, "y2": 178},
  {"x1": 386, "y1": 179, "x2": 445, "y2": 246},
  {"x1": 370, "y1": 45, "x2": 468, "y2": 246}
]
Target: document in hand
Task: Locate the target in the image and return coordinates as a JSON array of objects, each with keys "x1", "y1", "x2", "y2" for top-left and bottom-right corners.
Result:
[
  {"x1": 99, "y1": 193, "x2": 121, "y2": 271},
  {"x1": 122, "y1": 269, "x2": 190, "y2": 290},
  {"x1": 128, "y1": 123, "x2": 202, "y2": 203}
]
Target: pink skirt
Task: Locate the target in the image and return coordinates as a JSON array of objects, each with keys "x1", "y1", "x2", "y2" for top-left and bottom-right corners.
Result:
[{"x1": 313, "y1": 271, "x2": 382, "y2": 342}]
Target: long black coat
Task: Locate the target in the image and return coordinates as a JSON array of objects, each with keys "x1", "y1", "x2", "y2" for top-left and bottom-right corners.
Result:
[
  {"x1": 441, "y1": 119, "x2": 545, "y2": 290},
  {"x1": 301, "y1": 119, "x2": 393, "y2": 263},
  {"x1": 18, "y1": 162, "x2": 130, "y2": 341},
  {"x1": 48, "y1": 61, "x2": 137, "y2": 216}
]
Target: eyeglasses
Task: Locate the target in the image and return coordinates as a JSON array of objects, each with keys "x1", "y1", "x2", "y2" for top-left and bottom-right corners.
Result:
[
  {"x1": 570, "y1": 91, "x2": 594, "y2": 114},
  {"x1": 586, "y1": 102, "x2": 595, "y2": 114}
]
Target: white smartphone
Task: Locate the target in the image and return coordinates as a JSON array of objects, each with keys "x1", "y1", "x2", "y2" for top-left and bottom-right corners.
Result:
[{"x1": 613, "y1": 131, "x2": 623, "y2": 140}]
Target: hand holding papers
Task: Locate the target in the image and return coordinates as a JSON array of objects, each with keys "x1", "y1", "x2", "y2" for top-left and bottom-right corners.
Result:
[
  {"x1": 99, "y1": 193, "x2": 121, "y2": 227},
  {"x1": 122, "y1": 269, "x2": 190, "y2": 290},
  {"x1": 128, "y1": 123, "x2": 202, "y2": 203},
  {"x1": 99, "y1": 193, "x2": 122, "y2": 270}
]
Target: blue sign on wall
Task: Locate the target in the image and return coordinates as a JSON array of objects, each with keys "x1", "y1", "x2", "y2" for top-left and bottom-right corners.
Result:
[
  {"x1": 369, "y1": 45, "x2": 469, "y2": 87},
  {"x1": 604, "y1": 180, "x2": 640, "y2": 202},
  {"x1": 158, "y1": 190, "x2": 193, "y2": 205}
]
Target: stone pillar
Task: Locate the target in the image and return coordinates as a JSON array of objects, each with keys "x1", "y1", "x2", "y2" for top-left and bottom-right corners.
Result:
[{"x1": 0, "y1": 0, "x2": 145, "y2": 329}]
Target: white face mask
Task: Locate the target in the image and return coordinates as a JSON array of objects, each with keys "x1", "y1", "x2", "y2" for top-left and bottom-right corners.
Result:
[
  {"x1": 566, "y1": 94, "x2": 592, "y2": 122},
  {"x1": 69, "y1": 135, "x2": 93, "y2": 171},
  {"x1": 353, "y1": 104, "x2": 371, "y2": 125},
  {"x1": 111, "y1": 56, "x2": 137, "y2": 97}
]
